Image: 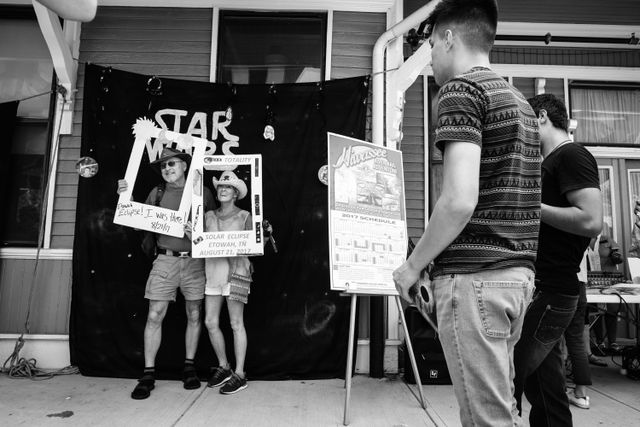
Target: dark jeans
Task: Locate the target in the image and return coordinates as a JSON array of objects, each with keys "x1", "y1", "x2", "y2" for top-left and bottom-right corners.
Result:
[
  {"x1": 564, "y1": 283, "x2": 592, "y2": 385},
  {"x1": 514, "y1": 288, "x2": 579, "y2": 427}
]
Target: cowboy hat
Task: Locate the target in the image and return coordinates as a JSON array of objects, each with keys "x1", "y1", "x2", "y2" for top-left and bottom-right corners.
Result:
[
  {"x1": 150, "y1": 147, "x2": 191, "y2": 168},
  {"x1": 212, "y1": 170, "x2": 247, "y2": 200}
]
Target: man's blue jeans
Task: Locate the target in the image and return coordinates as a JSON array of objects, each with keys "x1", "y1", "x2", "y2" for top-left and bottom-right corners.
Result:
[
  {"x1": 564, "y1": 283, "x2": 591, "y2": 386},
  {"x1": 432, "y1": 266, "x2": 535, "y2": 427},
  {"x1": 514, "y1": 287, "x2": 579, "y2": 427}
]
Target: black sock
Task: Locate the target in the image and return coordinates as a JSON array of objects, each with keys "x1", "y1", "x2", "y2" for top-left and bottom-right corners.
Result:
[
  {"x1": 142, "y1": 367, "x2": 155, "y2": 380},
  {"x1": 184, "y1": 359, "x2": 195, "y2": 371}
]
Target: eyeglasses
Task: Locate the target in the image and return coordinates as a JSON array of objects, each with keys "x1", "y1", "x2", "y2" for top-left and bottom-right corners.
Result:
[{"x1": 160, "y1": 160, "x2": 180, "y2": 169}]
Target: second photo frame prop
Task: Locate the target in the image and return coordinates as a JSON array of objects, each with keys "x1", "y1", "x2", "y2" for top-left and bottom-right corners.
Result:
[
  {"x1": 113, "y1": 118, "x2": 208, "y2": 237},
  {"x1": 190, "y1": 154, "x2": 264, "y2": 258},
  {"x1": 327, "y1": 133, "x2": 407, "y2": 295}
]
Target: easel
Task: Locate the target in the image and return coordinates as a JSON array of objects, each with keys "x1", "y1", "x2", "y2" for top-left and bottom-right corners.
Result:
[{"x1": 342, "y1": 291, "x2": 426, "y2": 426}]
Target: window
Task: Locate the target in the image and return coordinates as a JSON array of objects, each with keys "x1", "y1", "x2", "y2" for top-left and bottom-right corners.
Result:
[
  {"x1": 512, "y1": 77, "x2": 565, "y2": 103},
  {"x1": 0, "y1": 12, "x2": 55, "y2": 247},
  {"x1": 217, "y1": 11, "x2": 326, "y2": 84},
  {"x1": 598, "y1": 166, "x2": 616, "y2": 239},
  {"x1": 570, "y1": 82, "x2": 640, "y2": 145}
]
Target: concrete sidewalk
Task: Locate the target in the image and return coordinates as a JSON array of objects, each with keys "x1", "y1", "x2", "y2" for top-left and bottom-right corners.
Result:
[{"x1": 1, "y1": 361, "x2": 639, "y2": 426}]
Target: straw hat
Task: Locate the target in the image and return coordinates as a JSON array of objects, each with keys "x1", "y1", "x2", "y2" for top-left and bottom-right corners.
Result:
[{"x1": 212, "y1": 170, "x2": 247, "y2": 200}]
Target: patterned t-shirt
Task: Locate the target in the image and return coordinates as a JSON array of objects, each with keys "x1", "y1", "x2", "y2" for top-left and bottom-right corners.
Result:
[{"x1": 431, "y1": 67, "x2": 541, "y2": 277}]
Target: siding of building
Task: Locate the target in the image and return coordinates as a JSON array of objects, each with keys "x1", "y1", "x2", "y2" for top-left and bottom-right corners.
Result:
[
  {"x1": 492, "y1": 47, "x2": 640, "y2": 67},
  {"x1": 404, "y1": 0, "x2": 640, "y2": 25},
  {"x1": 331, "y1": 11, "x2": 386, "y2": 144},
  {"x1": 0, "y1": 259, "x2": 72, "y2": 333},
  {"x1": 331, "y1": 11, "x2": 386, "y2": 79},
  {"x1": 402, "y1": 78, "x2": 425, "y2": 241}
]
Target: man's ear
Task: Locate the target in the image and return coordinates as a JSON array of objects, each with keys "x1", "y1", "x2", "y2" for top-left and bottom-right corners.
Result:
[
  {"x1": 444, "y1": 29, "x2": 454, "y2": 49},
  {"x1": 538, "y1": 109, "x2": 548, "y2": 123}
]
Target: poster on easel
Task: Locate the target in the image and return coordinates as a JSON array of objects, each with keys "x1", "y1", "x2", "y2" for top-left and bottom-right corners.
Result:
[
  {"x1": 113, "y1": 118, "x2": 208, "y2": 237},
  {"x1": 327, "y1": 133, "x2": 407, "y2": 294},
  {"x1": 190, "y1": 154, "x2": 264, "y2": 258}
]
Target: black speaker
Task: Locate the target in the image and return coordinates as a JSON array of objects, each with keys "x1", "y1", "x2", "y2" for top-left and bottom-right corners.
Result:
[{"x1": 403, "y1": 306, "x2": 451, "y2": 385}]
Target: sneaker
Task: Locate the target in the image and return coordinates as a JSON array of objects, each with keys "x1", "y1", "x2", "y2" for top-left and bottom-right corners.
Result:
[
  {"x1": 567, "y1": 391, "x2": 590, "y2": 409},
  {"x1": 207, "y1": 366, "x2": 232, "y2": 388},
  {"x1": 588, "y1": 354, "x2": 607, "y2": 367},
  {"x1": 220, "y1": 373, "x2": 247, "y2": 395},
  {"x1": 182, "y1": 366, "x2": 201, "y2": 390}
]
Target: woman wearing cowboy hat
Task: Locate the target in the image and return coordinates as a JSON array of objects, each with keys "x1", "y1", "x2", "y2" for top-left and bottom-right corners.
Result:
[{"x1": 203, "y1": 170, "x2": 259, "y2": 394}]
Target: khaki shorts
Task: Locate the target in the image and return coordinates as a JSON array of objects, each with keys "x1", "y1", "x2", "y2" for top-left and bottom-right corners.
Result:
[{"x1": 145, "y1": 255, "x2": 205, "y2": 301}]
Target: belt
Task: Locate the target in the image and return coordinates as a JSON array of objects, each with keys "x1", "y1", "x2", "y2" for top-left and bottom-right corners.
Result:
[{"x1": 157, "y1": 248, "x2": 191, "y2": 258}]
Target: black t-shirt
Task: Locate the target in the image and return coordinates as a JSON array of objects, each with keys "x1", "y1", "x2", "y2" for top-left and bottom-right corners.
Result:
[{"x1": 535, "y1": 143, "x2": 600, "y2": 295}]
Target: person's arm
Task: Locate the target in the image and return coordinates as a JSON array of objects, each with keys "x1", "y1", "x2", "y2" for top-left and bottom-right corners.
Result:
[
  {"x1": 244, "y1": 212, "x2": 253, "y2": 231},
  {"x1": 393, "y1": 141, "x2": 481, "y2": 301},
  {"x1": 184, "y1": 221, "x2": 193, "y2": 240},
  {"x1": 541, "y1": 187, "x2": 602, "y2": 237},
  {"x1": 35, "y1": 0, "x2": 97, "y2": 22},
  {"x1": 116, "y1": 179, "x2": 128, "y2": 195},
  {"x1": 262, "y1": 220, "x2": 274, "y2": 248}
]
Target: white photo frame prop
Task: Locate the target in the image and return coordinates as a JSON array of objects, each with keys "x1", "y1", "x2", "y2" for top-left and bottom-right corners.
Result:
[
  {"x1": 327, "y1": 133, "x2": 407, "y2": 295},
  {"x1": 113, "y1": 118, "x2": 208, "y2": 237},
  {"x1": 190, "y1": 154, "x2": 264, "y2": 258}
]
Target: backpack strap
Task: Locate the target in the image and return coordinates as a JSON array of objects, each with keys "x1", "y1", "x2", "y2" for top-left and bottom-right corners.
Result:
[{"x1": 154, "y1": 182, "x2": 166, "y2": 207}]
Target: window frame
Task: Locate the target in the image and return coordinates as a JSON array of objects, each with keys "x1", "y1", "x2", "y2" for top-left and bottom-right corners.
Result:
[
  {"x1": 0, "y1": 6, "x2": 58, "y2": 251},
  {"x1": 215, "y1": 10, "x2": 327, "y2": 85},
  {"x1": 212, "y1": 7, "x2": 334, "y2": 83},
  {"x1": 569, "y1": 80, "x2": 640, "y2": 147}
]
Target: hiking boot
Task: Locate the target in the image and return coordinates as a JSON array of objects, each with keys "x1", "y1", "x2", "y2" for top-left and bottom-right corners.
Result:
[
  {"x1": 207, "y1": 366, "x2": 232, "y2": 388},
  {"x1": 220, "y1": 373, "x2": 247, "y2": 395},
  {"x1": 182, "y1": 366, "x2": 201, "y2": 390},
  {"x1": 131, "y1": 374, "x2": 155, "y2": 400}
]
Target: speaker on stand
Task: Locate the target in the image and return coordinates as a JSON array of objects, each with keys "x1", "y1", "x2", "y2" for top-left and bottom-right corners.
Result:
[{"x1": 403, "y1": 306, "x2": 451, "y2": 385}]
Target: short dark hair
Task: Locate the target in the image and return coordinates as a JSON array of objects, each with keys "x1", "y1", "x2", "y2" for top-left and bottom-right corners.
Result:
[
  {"x1": 426, "y1": 0, "x2": 498, "y2": 53},
  {"x1": 527, "y1": 94, "x2": 569, "y2": 132}
]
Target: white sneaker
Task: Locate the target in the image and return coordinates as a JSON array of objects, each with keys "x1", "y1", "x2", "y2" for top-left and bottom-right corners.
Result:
[{"x1": 567, "y1": 391, "x2": 590, "y2": 409}]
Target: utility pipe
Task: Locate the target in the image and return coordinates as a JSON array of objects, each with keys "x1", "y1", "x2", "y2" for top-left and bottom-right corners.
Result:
[{"x1": 372, "y1": 0, "x2": 441, "y2": 145}]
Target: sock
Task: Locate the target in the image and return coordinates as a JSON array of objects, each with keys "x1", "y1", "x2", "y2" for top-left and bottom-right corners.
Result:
[
  {"x1": 184, "y1": 359, "x2": 195, "y2": 371},
  {"x1": 142, "y1": 367, "x2": 155, "y2": 380}
]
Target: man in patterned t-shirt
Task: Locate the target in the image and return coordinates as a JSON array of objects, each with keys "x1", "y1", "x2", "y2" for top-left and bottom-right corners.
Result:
[{"x1": 392, "y1": 1, "x2": 541, "y2": 425}]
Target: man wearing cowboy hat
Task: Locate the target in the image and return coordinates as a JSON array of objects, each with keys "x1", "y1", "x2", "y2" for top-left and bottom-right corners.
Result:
[{"x1": 117, "y1": 146, "x2": 214, "y2": 400}]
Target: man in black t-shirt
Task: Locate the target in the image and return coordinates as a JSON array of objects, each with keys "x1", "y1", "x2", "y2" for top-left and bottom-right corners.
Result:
[{"x1": 514, "y1": 94, "x2": 602, "y2": 426}]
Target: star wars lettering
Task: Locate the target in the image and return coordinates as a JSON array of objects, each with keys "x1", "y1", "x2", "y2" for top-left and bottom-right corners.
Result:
[{"x1": 153, "y1": 108, "x2": 240, "y2": 156}]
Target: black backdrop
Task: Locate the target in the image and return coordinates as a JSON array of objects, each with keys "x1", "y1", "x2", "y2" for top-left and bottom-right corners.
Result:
[{"x1": 70, "y1": 64, "x2": 368, "y2": 380}]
